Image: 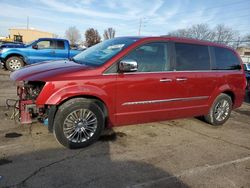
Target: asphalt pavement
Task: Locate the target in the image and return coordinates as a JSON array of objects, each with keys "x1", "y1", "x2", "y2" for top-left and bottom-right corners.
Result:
[{"x1": 0, "y1": 70, "x2": 249, "y2": 188}]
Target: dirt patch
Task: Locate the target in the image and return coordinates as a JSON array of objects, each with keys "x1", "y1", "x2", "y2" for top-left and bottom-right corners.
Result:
[
  {"x1": 162, "y1": 120, "x2": 183, "y2": 127},
  {"x1": 146, "y1": 132, "x2": 158, "y2": 137},
  {"x1": 0, "y1": 158, "x2": 12, "y2": 166},
  {"x1": 5, "y1": 132, "x2": 23, "y2": 138},
  {"x1": 99, "y1": 132, "x2": 127, "y2": 142},
  {"x1": 234, "y1": 109, "x2": 250, "y2": 116}
]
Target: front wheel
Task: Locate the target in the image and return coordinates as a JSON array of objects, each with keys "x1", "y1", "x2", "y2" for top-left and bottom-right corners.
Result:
[
  {"x1": 204, "y1": 94, "x2": 232, "y2": 126},
  {"x1": 53, "y1": 98, "x2": 105, "y2": 149},
  {"x1": 5, "y1": 56, "x2": 24, "y2": 71}
]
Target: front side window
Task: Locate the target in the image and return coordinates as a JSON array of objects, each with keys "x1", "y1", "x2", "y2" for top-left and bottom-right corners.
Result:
[
  {"x1": 175, "y1": 43, "x2": 210, "y2": 71},
  {"x1": 214, "y1": 47, "x2": 241, "y2": 70},
  {"x1": 73, "y1": 37, "x2": 137, "y2": 66},
  {"x1": 121, "y1": 42, "x2": 169, "y2": 72},
  {"x1": 36, "y1": 40, "x2": 54, "y2": 49}
]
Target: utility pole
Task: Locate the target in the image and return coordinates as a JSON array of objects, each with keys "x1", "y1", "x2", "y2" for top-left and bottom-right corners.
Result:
[
  {"x1": 138, "y1": 18, "x2": 142, "y2": 36},
  {"x1": 27, "y1": 16, "x2": 29, "y2": 30},
  {"x1": 236, "y1": 36, "x2": 240, "y2": 49}
]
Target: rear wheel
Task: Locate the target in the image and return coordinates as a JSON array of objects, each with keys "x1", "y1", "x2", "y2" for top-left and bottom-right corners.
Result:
[
  {"x1": 5, "y1": 56, "x2": 24, "y2": 71},
  {"x1": 53, "y1": 98, "x2": 104, "y2": 149},
  {"x1": 204, "y1": 94, "x2": 232, "y2": 126}
]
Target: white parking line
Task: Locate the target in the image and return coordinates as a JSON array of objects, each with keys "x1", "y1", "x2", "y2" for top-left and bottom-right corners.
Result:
[{"x1": 130, "y1": 156, "x2": 250, "y2": 188}]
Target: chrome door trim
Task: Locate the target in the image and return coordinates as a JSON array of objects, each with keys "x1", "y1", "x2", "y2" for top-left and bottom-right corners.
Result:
[
  {"x1": 176, "y1": 78, "x2": 187, "y2": 81},
  {"x1": 160, "y1": 78, "x2": 173, "y2": 82},
  {"x1": 103, "y1": 69, "x2": 241, "y2": 76},
  {"x1": 122, "y1": 96, "x2": 209, "y2": 106}
]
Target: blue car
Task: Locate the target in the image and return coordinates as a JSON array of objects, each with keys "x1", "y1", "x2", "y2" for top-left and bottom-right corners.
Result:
[
  {"x1": 0, "y1": 38, "x2": 82, "y2": 71},
  {"x1": 243, "y1": 63, "x2": 250, "y2": 90}
]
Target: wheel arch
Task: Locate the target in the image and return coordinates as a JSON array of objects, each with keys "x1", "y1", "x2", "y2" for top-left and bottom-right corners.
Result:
[
  {"x1": 48, "y1": 95, "x2": 110, "y2": 133},
  {"x1": 4, "y1": 53, "x2": 27, "y2": 68},
  {"x1": 58, "y1": 95, "x2": 109, "y2": 119},
  {"x1": 4, "y1": 53, "x2": 26, "y2": 62},
  {"x1": 222, "y1": 90, "x2": 235, "y2": 105},
  {"x1": 209, "y1": 84, "x2": 237, "y2": 109}
]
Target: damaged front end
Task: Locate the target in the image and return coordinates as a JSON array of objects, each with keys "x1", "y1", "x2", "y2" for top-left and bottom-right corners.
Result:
[{"x1": 10, "y1": 81, "x2": 47, "y2": 124}]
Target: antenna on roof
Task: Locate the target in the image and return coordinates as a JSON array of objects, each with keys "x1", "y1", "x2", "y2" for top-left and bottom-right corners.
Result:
[
  {"x1": 27, "y1": 16, "x2": 29, "y2": 30},
  {"x1": 138, "y1": 18, "x2": 142, "y2": 36}
]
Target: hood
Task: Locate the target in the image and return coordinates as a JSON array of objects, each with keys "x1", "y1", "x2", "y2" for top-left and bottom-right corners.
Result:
[
  {"x1": 0, "y1": 43, "x2": 25, "y2": 48},
  {"x1": 10, "y1": 60, "x2": 94, "y2": 81}
]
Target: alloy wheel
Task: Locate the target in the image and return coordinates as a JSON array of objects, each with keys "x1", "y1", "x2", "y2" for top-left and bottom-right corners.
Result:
[
  {"x1": 214, "y1": 99, "x2": 230, "y2": 122},
  {"x1": 9, "y1": 59, "x2": 22, "y2": 70},
  {"x1": 63, "y1": 109, "x2": 98, "y2": 143}
]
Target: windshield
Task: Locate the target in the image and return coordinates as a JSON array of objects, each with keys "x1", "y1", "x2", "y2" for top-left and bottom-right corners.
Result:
[
  {"x1": 72, "y1": 37, "x2": 138, "y2": 66},
  {"x1": 25, "y1": 40, "x2": 37, "y2": 46}
]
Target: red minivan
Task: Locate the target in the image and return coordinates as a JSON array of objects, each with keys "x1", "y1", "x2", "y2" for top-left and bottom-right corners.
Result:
[{"x1": 10, "y1": 37, "x2": 246, "y2": 149}]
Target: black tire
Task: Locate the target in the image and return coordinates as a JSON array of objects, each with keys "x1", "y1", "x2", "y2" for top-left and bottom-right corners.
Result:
[
  {"x1": 53, "y1": 98, "x2": 104, "y2": 149},
  {"x1": 247, "y1": 80, "x2": 250, "y2": 91},
  {"x1": 204, "y1": 93, "x2": 232, "y2": 126},
  {"x1": 5, "y1": 56, "x2": 24, "y2": 71}
]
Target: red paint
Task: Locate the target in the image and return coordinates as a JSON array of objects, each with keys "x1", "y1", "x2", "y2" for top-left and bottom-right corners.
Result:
[
  {"x1": 11, "y1": 37, "x2": 246, "y2": 126},
  {"x1": 19, "y1": 100, "x2": 34, "y2": 124}
]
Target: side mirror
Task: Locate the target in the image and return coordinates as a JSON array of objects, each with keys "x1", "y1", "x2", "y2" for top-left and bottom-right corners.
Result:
[
  {"x1": 32, "y1": 45, "x2": 38, "y2": 49},
  {"x1": 119, "y1": 59, "x2": 138, "y2": 72}
]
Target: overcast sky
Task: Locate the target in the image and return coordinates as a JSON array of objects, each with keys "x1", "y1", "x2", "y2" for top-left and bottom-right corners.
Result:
[{"x1": 0, "y1": 0, "x2": 249, "y2": 39}]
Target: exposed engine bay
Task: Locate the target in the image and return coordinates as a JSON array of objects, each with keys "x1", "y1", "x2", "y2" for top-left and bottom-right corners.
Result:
[
  {"x1": 7, "y1": 81, "x2": 47, "y2": 124},
  {"x1": 20, "y1": 81, "x2": 45, "y2": 100}
]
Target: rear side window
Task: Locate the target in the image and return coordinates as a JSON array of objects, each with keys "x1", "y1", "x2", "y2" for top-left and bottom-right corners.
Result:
[
  {"x1": 56, "y1": 41, "x2": 65, "y2": 49},
  {"x1": 213, "y1": 47, "x2": 241, "y2": 70},
  {"x1": 175, "y1": 43, "x2": 210, "y2": 71}
]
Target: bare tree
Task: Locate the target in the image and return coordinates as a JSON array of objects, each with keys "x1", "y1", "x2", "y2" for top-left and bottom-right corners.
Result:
[
  {"x1": 191, "y1": 24, "x2": 215, "y2": 40},
  {"x1": 168, "y1": 23, "x2": 239, "y2": 47},
  {"x1": 103, "y1": 28, "x2": 116, "y2": 40},
  {"x1": 241, "y1": 33, "x2": 250, "y2": 47},
  {"x1": 168, "y1": 24, "x2": 213, "y2": 40},
  {"x1": 65, "y1": 26, "x2": 81, "y2": 46},
  {"x1": 212, "y1": 24, "x2": 237, "y2": 45},
  {"x1": 85, "y1": 28, "x2": 101, "y2": 47},
  {"x1": 168, "y1": 29, "x2": 191, "y2": 38}
]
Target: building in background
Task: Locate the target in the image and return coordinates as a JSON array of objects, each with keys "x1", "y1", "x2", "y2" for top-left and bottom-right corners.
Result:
[
  {"x1": 236, "y1": 47, "x2": 250, "y2": 64},
  {"x1": 9, "y1": 28, "x2": 55, "y2": 43}
]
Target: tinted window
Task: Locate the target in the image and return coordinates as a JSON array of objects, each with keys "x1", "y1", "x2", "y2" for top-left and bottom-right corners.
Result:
[
  {"x1": 175, "y1": 43, "x2": 210, "y2": 71},
  {"x1": 56, "y1": 41, "x2": 65, "y2": 49},
  {"x1": 36, "y1": 40, "x2": 54, "y2": 49},
  {"x1": 214, "y1": 47, "x2": 241, "y2": 70},
  {"x1": 122, "y1": 42, "x2": 169, "y2": 72}
]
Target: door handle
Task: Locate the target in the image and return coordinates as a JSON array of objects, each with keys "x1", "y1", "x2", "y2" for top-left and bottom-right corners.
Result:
[
  {"x1": 160, "y1": 78, "x2": 173, "y2": 82},
  {"x1": 176, "y1": 78, "x2": 187, "y2": 81}
]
